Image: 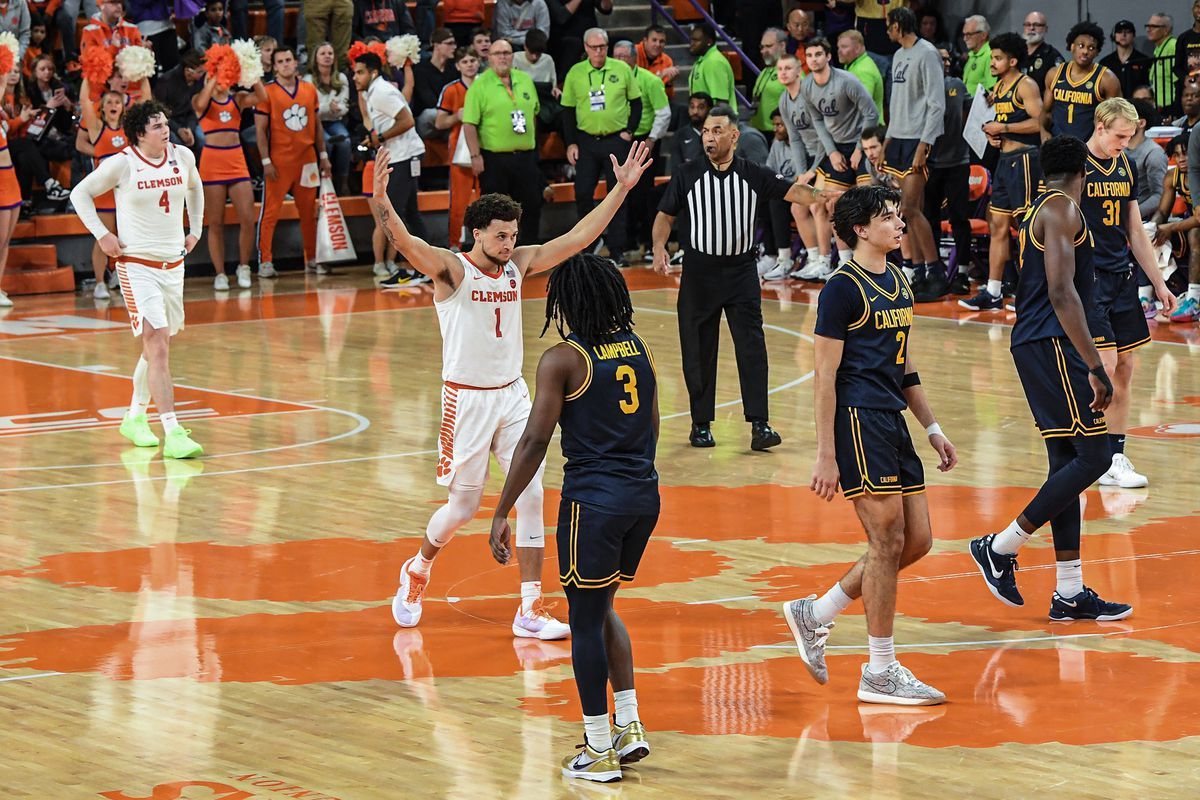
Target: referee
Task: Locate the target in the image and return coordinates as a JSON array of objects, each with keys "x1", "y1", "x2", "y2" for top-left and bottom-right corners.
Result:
[
  {"x1": 652, "y1": 105, "x2": 825, "y2": 451},
  {"x1": 562, "y1": 27, "x2": 643, "y2": 266}
]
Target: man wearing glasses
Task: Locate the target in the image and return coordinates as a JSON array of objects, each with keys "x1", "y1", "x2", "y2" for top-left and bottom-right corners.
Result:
[
  {"x1": 961, "y1": 15, "x2": 996, "y2": 96},
  {"x1": 1174, "y1": 2, "x2": 1200, "y2": 93},
  {"x1": 412, "y1": 28, "x2": 461, "y2": 139},
  {"x1": 1022, "y1": 11, "x2": 1064, "y2": 92},
  {"x1": 1146, "y1": 13, "x2": 1177, "y2": 112}
]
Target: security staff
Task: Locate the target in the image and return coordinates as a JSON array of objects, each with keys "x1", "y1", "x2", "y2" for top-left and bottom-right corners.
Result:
[
  {"x1": 562, "y1": 27, "x2": 643, "y2": 265},
  {"x1": 614, "y1": 39, "x2": 669, "y2": 257},
  {"x1": 651, "y1": 106, "x2": 825, "y2": 451},
  {"x1": 461, "y1": 37, "x2": 544, "y2": 243}
]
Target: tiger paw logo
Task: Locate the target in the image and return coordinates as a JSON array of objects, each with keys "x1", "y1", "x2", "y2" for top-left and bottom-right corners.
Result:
[
  {"x1": 283, "y1": 103, "x2": 308, "y2": 131},
  {"x1": 219, "y1": 110, "x2": 233, "y2": 123},
  {"x1": 112, "y1": 135, "x2": 126, "y2": 148}
]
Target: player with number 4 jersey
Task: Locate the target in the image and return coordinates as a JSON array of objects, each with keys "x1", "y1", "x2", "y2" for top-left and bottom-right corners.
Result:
[{"x1": 367, "y1": 142, "x2": 654, "y2": 641}]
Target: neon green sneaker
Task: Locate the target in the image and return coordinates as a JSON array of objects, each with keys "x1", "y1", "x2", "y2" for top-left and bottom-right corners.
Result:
[
  {"x1": 163, "y1": 427, "x2": 203, "y2": 459},
  {"x1": 119, "y1": 412, "x2": 160, "y2": 448}
]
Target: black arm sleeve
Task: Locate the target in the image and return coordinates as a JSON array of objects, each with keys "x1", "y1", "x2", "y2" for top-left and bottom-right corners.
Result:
[
  {"x1": 626, "y1": 97, "x2": 642, "y2": 134},
  {"x1": 562, "y1": 107, "x2": 578, "y2": 145}
]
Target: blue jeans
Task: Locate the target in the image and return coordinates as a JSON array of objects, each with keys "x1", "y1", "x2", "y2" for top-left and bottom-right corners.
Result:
[
  {"x1": 230, "y1": 0, "x2": 285, "y2": 43},
  {"x1": 322, "y1": 119, "x2": 351, "y2": 179}
]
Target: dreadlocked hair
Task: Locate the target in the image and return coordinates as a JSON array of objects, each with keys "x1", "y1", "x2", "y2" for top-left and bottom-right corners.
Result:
[{"x1": 542, "y1": 254, "x2": 635, "y2": 342}]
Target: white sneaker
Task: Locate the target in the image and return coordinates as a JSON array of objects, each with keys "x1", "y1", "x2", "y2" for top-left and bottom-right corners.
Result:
[
  {"x1": 756, "y1": 254, "x2": 777, "y2": 277},
  {"x1": 236, "y1": 264, "x2": 252, "y2": 289},
  {"x1": 93, "y1": 282, "x2": 110, "y2": 300},
  {"x1": 213, "y1": 273, "x2": 230, "y2": 291},
  {"x1": 258, "y1": 262, "x2": 277, "y2": 278},
  {"x1": 1099, "y1": 453, "x2": 1148, "y2": 488},
  {"x1": 0, "y1": 289, "x2": 12, "y2": 307},
  {"x1": 372, "y1": 262, "x2": 391, "y2": 276},
  {"x1": 857, "y1": 661, "x2": 946, "y2": 706},
  {"x1": 307, "y1": 261, "x2": 330, "y2": 275},
  {"x1": 761, "y1": 262, "x2": 789, "y2": 282},
  {"x1": 392, "y1": 557, "x2": 428, "y2": 627},
  {"x1": 512, "y1": 599, "x2": 571, "y2": 640},
  {"x1": 796, "y1": 256, "x2": 830, "y2": 281}
]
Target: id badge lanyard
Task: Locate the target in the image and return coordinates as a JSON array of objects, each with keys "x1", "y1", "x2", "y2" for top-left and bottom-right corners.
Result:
[
  {"x1": 501, "y1": 77, "x2": 527, "y2": 134},
  {"x1": 588, "y1": 69, "x2": 607, "y2": 112}
]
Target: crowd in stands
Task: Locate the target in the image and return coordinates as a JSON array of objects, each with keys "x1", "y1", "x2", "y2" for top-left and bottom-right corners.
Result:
[{"x1": 1, "y1": 0, "x2": 1200, "y2": 327}]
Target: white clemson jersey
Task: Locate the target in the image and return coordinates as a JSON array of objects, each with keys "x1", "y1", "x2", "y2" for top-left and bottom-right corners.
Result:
[
  {"x1": 100, "y1": 144, "x2": 200, "y2": 262},
  {"x1": 435, "y1": 253, "x2": 525, "y2": 387}
]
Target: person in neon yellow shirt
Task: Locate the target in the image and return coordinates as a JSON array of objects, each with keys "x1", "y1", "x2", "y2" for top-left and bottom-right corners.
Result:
[
  {"x1": 961, "y1": 15, "x2": 997, "y2": 95},
  {"x1": 688, "y1": 22, "x2": 737, "y2": 114},
  {"x1": 750, "y1": 28, "x2": 787, "y2": 134}
]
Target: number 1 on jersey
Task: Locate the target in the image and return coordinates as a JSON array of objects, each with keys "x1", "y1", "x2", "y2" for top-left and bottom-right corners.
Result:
[
  {"x1": 158, "y1": 190, "x2": 170, "y2": 214},
  {"x1": 494, "y1": 307, "x2": 502, "y2": 338}
]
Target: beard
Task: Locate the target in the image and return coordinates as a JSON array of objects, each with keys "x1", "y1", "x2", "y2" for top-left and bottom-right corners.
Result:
[{"x1": 1023, "y1": 31, "x2": 1044, "y2": 46}]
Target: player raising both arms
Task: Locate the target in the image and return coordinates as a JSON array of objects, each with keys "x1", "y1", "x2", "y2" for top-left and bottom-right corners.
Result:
[
  {"x1": 369, "y1": 142, "x2": 653, "y2": 639},
  {"x1": 70, "y1": 100, "x2": 205, "y2": 458}
]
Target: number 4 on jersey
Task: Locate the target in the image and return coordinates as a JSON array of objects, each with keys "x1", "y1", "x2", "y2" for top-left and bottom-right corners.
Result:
[{"x1": 158, "y1": 190, "x2": 170, "y2": 214}]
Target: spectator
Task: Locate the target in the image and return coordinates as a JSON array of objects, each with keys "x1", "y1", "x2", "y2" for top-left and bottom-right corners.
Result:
[
  {"x1": 636, "y1": 24, "x2": 676, "y2": 98},
  {"x1": 153, "y1": 49, "x2": 205, "y2": 149},
  {"x1": 192, "y1": 0, "x2": 231, "y2": 53},
  {"x1": 1131, "y1": 84, "x2": 1156, "y2": 108},
  {"x1": 882, "y1": 7, "x2": 944, "y2": 287},
  {"x1": 55, "y1": 0, "x2": 92, "y2": 65},
  {"x1": 917, "y1": 46, "x2": 970, "y2": 302},
  {"x1": 1043, "y1": 21, "x2": 1121, "y2": 140},
  {"x1": 561, "y1": 27, "x2": 641, "y2": 264},
  {"x1": 192, "y1": 65, "x2": 268, "y2": 290},
  {"x1": 514, "y1": 27, "x2": 555, "y2": 86},
  {"x1": 749, "y1": 28, "x2": 786, "y2": 137},
  {"x1": 412, "y1": 27, "x2": 460, "y2": 139},
  {"x1": 961, "y1": 15, "x2": 995, "y2": 96},
  {"x1": 494, "y1": 0, "x2": 549, "y2": 49},
  {"x1": 127, "y1": 0, "x2": 176, "y2": 74},
  {"x1": 689, "y1": 23, "x2": 736, "y2": 113},
  {"x1": 303, "y1": 41, "x2": 352, "y2": 195},
  {"x1": 736, "y1": 0, "x2": 781, "y2": 71},
  {"x1": 1146, "y1": 12, "x2": 1177, "y2": 112},
  {"x1": 784, "y1": 8, "x2": 812, "y2": 67},
  {"x1": 736, "y1": 119, "x2": 768, "y2": 164},
  {"x1": 461, "y1": 36, "x2": 543, "y2": 243},
  {"x1": 0, "y1": 0, "x2": 30, "y2": 58},
  {"x1": 443, "y1": 0, "x2": 484, "y2": 46},
  {"x1": 435, "y1": 46, "x2": 481, "y2": 250},
  {"x1": 1021, "y1": 10, "x2": 1064, "y2": 92},
  {"x1": 255, "y1": 34, "x2": 276, "y2": 83},
  {"x1": 79, "y1": 0, "x2": 141, "y2": 60},
  {"x1": 545, "y1": 0, "x2": 611, "y2": 74},
  {"x1": 22, "y1": 12, "x2": 45, "y2": 79},
  {"x1": 672, "y1": 90, "x2": 711, "y2": 169},
  {"x1": 1163, "y1": 131, "x2": 1200, "y2": 320},
  {"x1": 917, "y1": 9, "x2": 951, "y2": 52},
  {"x1": 614, "y1": 38, "x2": 667, "y2": 257},
  {"x1": 75, "y1": 75, "x2": 125, "y2": 298},
  {"x1": 304, "y1": 0, "x2": 353, "y2": 72},
  {"x1": 228, "y1": 0, "x2": 283, "y2": 44},
  {"x1": 1128, "y1": 97, "x2": 1169, "y2": 220},
  {"x1": 838, "y1": 29, "x2": 883, "y2": 118},
  {"x1": 849, "y1": 0, "x2": 902, "y2": 57},
  {"x1": 1175, "y1": 81, "x2": 1200, "y2": 135},
  {"x1": 353, "y1": 0, "x2": 415, "y2": 41},
  {"x1": 13, "y1": 57, "x2": 72, "y2": 207},
  {"x1": 470, "y1": 26, "x2": 490, "y2": 61},
  {"x1": 256, "y1": 47, "x2": 330, "y2": 276},
  {"x1": 1100, "y1": 20, "x2": 1151, "y2": 100},
  {"x1": 1176, "y1": 1, "x2": 1200, "y2": 91}
]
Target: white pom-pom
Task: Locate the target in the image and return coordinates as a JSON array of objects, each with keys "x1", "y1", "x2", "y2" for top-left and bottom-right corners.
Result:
[
  {"x1": 386, "y1": 34, "x2": 421, "y2": 67},
  {"x1": 115, "y1": 44, "x2": 156, "y2": 82},
  {"x1": 231, "y1": 38, "x2": 264, "y2": 87},
  {"x1": 0, "y1": 32, "x2": 19, "y2": 63}
]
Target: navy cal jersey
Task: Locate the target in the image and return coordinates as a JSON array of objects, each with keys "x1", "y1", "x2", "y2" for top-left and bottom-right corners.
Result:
[
  {"x1": 991, "y1": 74, "x2": 1040, "y2": 147},
  {"x1": 1012, "y1": 189, "x2": 1096, "y2": 347},
  {"x1": 559, "y1": 331, "x2": 660, "y2": 514},
  {"x1": 1081, "y1": 151, "x2": 1136, "y2": 273},
  {"x1": 814, "y1": 260, "x2": 914, "y2": 411},
  {"x1": 1050, "y1": 63, "x2": 1109, "y2": 139}
]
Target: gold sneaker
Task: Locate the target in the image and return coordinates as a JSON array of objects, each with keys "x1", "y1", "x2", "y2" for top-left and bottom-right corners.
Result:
[
  {"x1": 561, "y1": 743, "x2": 621, "y2": 783},
  {"x1": 611, "y1": 720, "x2": 650, "y2": 764}
]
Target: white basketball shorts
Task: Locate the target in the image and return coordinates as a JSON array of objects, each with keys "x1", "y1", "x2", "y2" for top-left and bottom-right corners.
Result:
[
  {"x1": 436, "y1": 377, "x2": 544, "y2": 488},
  {"x1": 115, "y1": 260, "x2": 185, "y2": 337}
]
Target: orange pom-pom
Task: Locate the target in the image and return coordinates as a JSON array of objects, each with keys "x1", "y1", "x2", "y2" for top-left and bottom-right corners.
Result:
[
  {"x1": 204, "y1": 43, "x2": 241, "y2": 89},
  {"x1": 348, "y1": 41, "x2": 368, "y2": 65},
  {"x1": 0, "y1": 47, "x2": 12, "y2": 78},
  {"x1": 368, "y1": 42, "x2": 388, "y2": 62},
  {"x1": 349, "y1": 40, "x2": 390, "y2": 66},
  {"x1": 81, "y1": 46, "x2": 114, "y2": 86}
]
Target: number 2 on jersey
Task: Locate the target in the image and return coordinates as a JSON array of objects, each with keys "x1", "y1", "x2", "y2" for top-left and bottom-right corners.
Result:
[
  {"x1": 895, "y1": 330, "x2": 907, "y2": 365},
  {"x1": 615, "y1": 365, "x2": 640, "y2": 414},
  {"x1": 158, "y1": 190, "x2": 170, "y2": 214}
]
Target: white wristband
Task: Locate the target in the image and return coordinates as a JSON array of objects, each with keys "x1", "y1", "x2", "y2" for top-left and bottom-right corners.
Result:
[
  {"x1": 261, "y1": 157, "x2": 271, "y2": 165},
  {"x1": 926, "y1": 422, "x2": 944, "y2": 438},
  {"x1": 319, "y1": 152, "x2": 330, "y2": 160}
]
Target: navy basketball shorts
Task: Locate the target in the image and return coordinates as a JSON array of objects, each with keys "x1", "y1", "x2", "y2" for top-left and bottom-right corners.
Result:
[
  {"x1": 817, "y1": 142, "x2": 859, "y2": 189},
  {"x1": 989, "y1": 146, "x2": 1042, "y2": 217},
  {"x1": 557, "y1": 499, "x2": 657, "y2": 590},
  {"x1": 1011, "y1": 337, "x2": 1108, "y2": 439},
  {"x1": 882, "y1": 137, "x2": 927, "y2": 181},
  {"x1": 834, "y1": 406, "x2": 926, "y2": 500},
  {"x1": 1090, "y1": 268, "x2": 1151, "y2": 353}
]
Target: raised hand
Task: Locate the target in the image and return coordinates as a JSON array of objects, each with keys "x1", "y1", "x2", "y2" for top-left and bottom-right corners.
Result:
[
  {"x1": 611, "y1": 140, "x2": 654, "y2": 190},
  {"x1": 373, "y1": 148, "x2": 392, "y2": 198}
]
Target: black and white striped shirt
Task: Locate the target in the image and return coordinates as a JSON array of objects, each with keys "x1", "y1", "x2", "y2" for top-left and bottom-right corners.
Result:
[{"x1": 658, "y1": 155, "x2": 793, "y2": 260}]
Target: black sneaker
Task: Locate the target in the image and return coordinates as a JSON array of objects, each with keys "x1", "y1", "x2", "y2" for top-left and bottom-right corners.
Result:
[
  {"x1": 914, "y1": 269, "x2": 950, "y2": 303},
  {"x1": 949, "y1": 271, "x2": 971, "y2": 295},
  {"x1": 1048, "y1": 587, "x2": 1132, "y2": 622},
  {"x1": 750, "y1": 421, "x2": 782, "y2": 451},
  {"x1": 689, "y1": 423, "x2": 715, "y2": 448},
  {"x1": 958, "y1": 288, "x2": 1002, "y2": 311},
  {"x1": 1001, "y1": 279, "x2": 1017, "y2": 298},
  {"x1": 969, "y1": 534, "x2": 1024, "y2": 607},
  {"x1": 380, "y1": 270, "x2": 417, "y2": 288},
  {"x1": 909, "y1": 264, "x2": 928, "y2": 294}
]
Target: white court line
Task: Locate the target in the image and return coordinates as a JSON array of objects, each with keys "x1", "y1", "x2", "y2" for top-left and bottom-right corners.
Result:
[
  {"x1": 687, "y1": 595, "x2": 758, "y2": 605},
  {"x1": 672, "y1": 539, "x2": 709, "y2": 545},
  {"x1": 0, "y1": 672, "x2": 63, "y2": 684}
]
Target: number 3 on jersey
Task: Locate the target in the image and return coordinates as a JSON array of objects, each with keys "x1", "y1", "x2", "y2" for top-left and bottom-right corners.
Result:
[
  {"x1": 158, "y1": 190, "x2": 170, "y2": 214},
  {"x1": 615, "y1": 365, "x2": 640, "y2": 414}
]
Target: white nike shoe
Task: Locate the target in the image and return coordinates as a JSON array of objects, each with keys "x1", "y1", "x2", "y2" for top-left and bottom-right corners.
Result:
[
  {"x1": 761, "y1": 262, "x2": 790, "y2": 282},
  {"x1": 1099, "y1": 453, "x2": 1148, "y2": 488},
  {"x1": 857, "y1": 661, "x2": 946, "y2": 706},
  {"x1": 756, "y1": 254, "x2": 777, "y2": 277},
  {"x1": 213, "y1": 273, "x2": 230, "y2": 291},
  {"x1": 391, "y1": 557, "x2": 428, "y2": 627},
  {"x1": 796, "y1": 256, "x2": 831, "y2": 281},
  {"x1": 93, "y1": 282, "x2": 110, "y2": 300},
  {"x1": 512, "y1": 598, "x2": 571, "y2": 640},
  {"x1": 236, "y1": 264, "x2": 252, "y2": 289},
  {"x1": 258, "y1": 262, "x2": 278, "y2": 278}
]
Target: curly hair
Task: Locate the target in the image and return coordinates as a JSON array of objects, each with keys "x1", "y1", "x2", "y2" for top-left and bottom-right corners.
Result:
[
  {"x1": 543, "y1": 254, "x2": 635, "y2": 342},
  {"x1": 123, "y1": 99, "x2": 170, "y2": 145},
  {"x1": 464, "y1": 193, "x2": 522, "y2": 233}
]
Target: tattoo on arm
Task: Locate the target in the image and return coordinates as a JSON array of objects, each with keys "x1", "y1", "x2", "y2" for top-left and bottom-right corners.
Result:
[{"x1": 372, "y1": 203, "x2": 400, "y2": 249}]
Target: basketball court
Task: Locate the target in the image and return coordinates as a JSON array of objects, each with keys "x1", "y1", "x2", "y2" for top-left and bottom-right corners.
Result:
[{"x1": 2, "y1": 270, "x2": 1198, "y2": 798}]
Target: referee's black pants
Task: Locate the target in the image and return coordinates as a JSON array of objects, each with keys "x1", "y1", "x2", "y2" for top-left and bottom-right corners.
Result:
[
  {"x1": 678, "y1": 254, "x2": 770, "y2": 425},
  {"x1": 574, "y1": 131, "x2": 630, "y2": 257},
  {"x1": 481, "y1": 149, "x2": 544, "y2": 244}
]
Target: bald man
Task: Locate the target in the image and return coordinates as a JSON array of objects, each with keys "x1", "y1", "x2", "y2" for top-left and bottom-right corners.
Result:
[{"x1": 1022, "y1": 11, "x2": 1065, "y2": 91}]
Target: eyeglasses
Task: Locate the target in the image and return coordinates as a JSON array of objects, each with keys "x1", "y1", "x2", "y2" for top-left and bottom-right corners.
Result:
[
  {"x1": 584, "y1": 43, "x2": 607, "y2": 50},
  {"x1": 490, "y1": 50, "x2": 513, "y2": 56},
  {"x1": 1146, "y1": 23, "x2": 1168, "y2": 29},
  {"x1": 1024, "y1": 22, "x2": 1047, "y2": 29},
  {"x1": 963, "y1": 30, "x2": 985, "y2": 38},
  {"x1": 438, "y1": 39, "x2": 456, "y2": 46}
]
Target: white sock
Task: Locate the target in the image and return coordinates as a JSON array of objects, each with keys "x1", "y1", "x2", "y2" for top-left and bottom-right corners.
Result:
[
  {"x1": 159, "y1": 411, "x2": 180, "y2": 434},
  {"x1": 1138, "y1": 285, "x2": 1154, "y2": 301},
  {"x1": 1055, "y1": 559, "x2": 1084, "y2": 597},
  {"x1": 374, "y1": 261, "x2": 385, "y2": 271},
  {"x1": 409, "y1": 552, "x2": 434, "y2": 576},
  {"x1": 386, "y1": 260, "x2": 398, "y2": 273},
  {"x1": 520, "y1": 580, "x2": 541, "y2": 614},
  {"x1": 613, "y1": 689, "x2": 639, "y2": 726},
  {"x1": 129, "y1": 356, "x2": 150, "y2": 416},
  {"x1": 991, "y1": 520, "x2": 1031, "y2": 555},
  {"x1": 810, "y1": 582, "x2": 853, "y2": 625},
  {"x1": 806, "y1": 247, "x2": 819, "y2": 262},
  {"x1": 777, "y1": 247, "x2": 790, "y2": 261},
  {"x1": 867, "y1": 635, "x2": 895, "y2": 673},
  {"x1": 1189, "y1": 283, "x2": 1200, "y2": 302},
  {"x1": 987, "y1": 278, "x2": 1002, "y2": 297},
  {"x1": 583, "y1": 713, "x2": 613, "y2": 751},
  {"x1": 838, "y1": 248, "x2": 853, "y2": 264}
]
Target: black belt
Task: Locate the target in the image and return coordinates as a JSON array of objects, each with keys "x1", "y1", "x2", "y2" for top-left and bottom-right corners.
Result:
[{"x1": 579, "y1": 130, "x2": 624, "y2": 141}]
